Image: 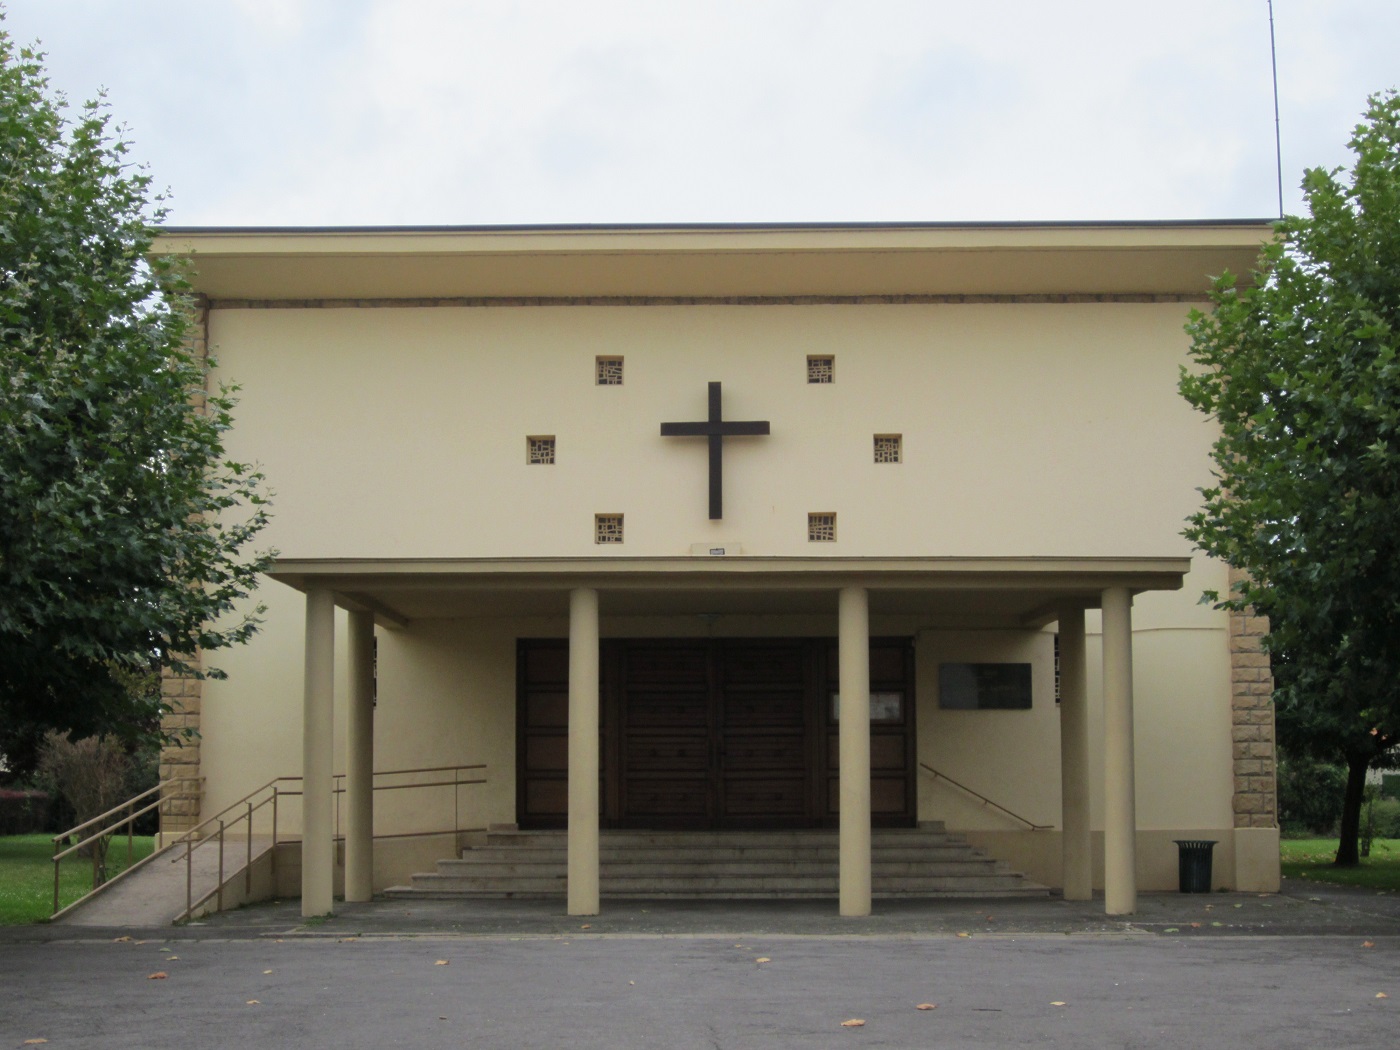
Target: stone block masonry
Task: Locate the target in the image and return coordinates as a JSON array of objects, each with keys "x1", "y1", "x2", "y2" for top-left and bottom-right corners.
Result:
[
  {"x1": 157, "y1": 295, "x2": 210, "y2": 836},
  {"x1": 1229, "y1": 567, "x2": 1277, "y2": 829}
]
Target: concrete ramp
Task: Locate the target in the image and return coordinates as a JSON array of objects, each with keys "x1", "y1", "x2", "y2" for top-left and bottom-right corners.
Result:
[{"x1": 57, "y1": 835, "x2": 276, "y2": 927}]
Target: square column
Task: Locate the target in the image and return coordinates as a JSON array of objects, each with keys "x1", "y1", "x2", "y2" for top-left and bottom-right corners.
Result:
[
  {"x1": 838, "y1": 586, "x2": 872, "y2": 917},
  {"x1": 568, "y1": 588, "x2": 601, "y2": 916},
  {"x1": 344, "y1": 608, "x2": 375, "y2": 903},
  {"x1": 1059, "y1": 605, "x2": 1092, "y2": 901},
  {"x1": 302, "y1": 589, "x2": 336, "y2": 917},
  {"x1": 1102, "y1": 586, "x2": 1137, "y2": 915}
]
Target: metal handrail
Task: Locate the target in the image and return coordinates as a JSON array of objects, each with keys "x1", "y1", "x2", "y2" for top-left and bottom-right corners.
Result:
[
  {"x1": 50, "y1": 777, "x2": 203, "y2": 918},
  {"x1": 918, "y1": 762, "x2": 1053, "y2": 831},
  {"x1": 171, "y1": 763, "x2": 488, "y2": 923}
]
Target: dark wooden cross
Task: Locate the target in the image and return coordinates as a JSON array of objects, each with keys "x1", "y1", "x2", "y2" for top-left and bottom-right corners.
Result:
[{"x1": 660, "y1": 382, "x2": 771, "y2": 520}]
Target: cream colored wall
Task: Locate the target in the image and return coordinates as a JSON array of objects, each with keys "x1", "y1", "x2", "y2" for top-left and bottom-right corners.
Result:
[
  {"x1": 209, "y1": 302, "x2": 1212, "y2": 559},
  {"x1": 202, "y1": 586, "x2": 1235, "y2": 841},
  {"x1": 196, "y1": 297, "x2": 1248, "y2": 878}
]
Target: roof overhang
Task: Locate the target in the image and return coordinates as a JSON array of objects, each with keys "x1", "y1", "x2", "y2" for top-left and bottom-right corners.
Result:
[
  {"x1": 153, "y1": 221, "x2": 1273, "y2": 300},
  {"x1": 267, "y1": 555, "x2": 1192, "y2": 630}
]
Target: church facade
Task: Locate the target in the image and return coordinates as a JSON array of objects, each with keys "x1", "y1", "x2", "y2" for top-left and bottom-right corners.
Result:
[{"x1": 154, "y1": 221, "x2": 1281, "y2": 916}]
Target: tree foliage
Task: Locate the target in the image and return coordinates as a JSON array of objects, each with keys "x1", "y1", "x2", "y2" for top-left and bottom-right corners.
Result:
[
  {"x1": 1180, "y1": 91, "x2": 1400, "y2": 865},
  {"x1": 0, "y1": 25, "x2": 274, "y2": 776}
]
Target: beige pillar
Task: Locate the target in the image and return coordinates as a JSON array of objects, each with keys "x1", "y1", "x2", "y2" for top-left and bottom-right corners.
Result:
[
  {"x1": 1058, "y1": 606, "x2": 1092, "y2": 901},
  {"x1": 344, "y1": 609, "x2": 375, "y2": 903},
  {"x1": 838, "y1": 585, "x2": 872, "y2": 917},
  {"x1": 1102, "y1": 586, "x2": 1137, "y2": 915},
  {"x1": 302, "y1": 589, "x2": 336, "y2": 917},
  {"x1": 567, "y1": 587, "x2": 601, "y2": 916}
]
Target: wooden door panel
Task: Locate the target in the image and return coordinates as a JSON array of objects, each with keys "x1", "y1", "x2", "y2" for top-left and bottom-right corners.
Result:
[{"x1": 519, "y1": 637, "x2": 915, "y2": 830}]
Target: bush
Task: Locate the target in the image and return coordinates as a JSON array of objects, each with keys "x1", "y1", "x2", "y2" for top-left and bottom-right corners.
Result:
[
  {"x1": 1278, "y1": 754, "x2": 1347, "y2": 835},
  {"x1": 0, "y1": 789, "x2": 51, "y2": 835},
  {"x1": 1365, "y1": 797, "x2": 1400, "y2": 841}
]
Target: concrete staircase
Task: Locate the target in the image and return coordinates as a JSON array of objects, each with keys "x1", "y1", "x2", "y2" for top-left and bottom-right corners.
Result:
[{"x1": 385, "y1": 825, "x2": 1051, "y2": 900}]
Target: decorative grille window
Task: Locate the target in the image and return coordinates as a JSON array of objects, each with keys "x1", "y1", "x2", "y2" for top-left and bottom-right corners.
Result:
[
  {"x1": 527, "y1": 436, "x2": 556, "y2": 465},
  {"x1": 808, "y1": 512, "x2": 837, "y2": 542},
  {"x1": 807, "y1": 355, "x2": 835, "y2": 384},
  {"x1": 596, "y1": 356, "x2": 624, "y2": 385},
  {"x1": 874, "y1": 434, "x2": 902, "y2": 463},
  {"x1": 595, "y1": 514, "x2": 624, "y2": 544}
]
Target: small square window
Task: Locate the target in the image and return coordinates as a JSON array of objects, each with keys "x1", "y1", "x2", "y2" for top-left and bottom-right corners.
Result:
[
  {"x1": 807, "y1": 355, "x2": 834, "y2": 384},
  {"x1": 595, "y1": 513, "x2": 624, "y2": 544},
  {"x1": 596, "y1": 356, "x2": 624, "y2": 385},
  {"x1": 808, "y1": 512, "x2": 836, "y2": 542},
  {"x1": 874, "y1": 434, "x2": 902, "y2": 463},
  {"x1": 527, "y1": 436, "x2": 556, "y2": 465}
]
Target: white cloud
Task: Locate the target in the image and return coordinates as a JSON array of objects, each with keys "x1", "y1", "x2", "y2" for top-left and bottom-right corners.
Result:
[{"x1": 4, "y1": 0, "x2": 1397, "y2": 224}]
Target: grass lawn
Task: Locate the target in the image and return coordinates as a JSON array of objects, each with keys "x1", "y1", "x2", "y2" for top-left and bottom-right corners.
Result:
[
  {"x1": 1280, "y1": 837, "x2": 1400, "y2": 893},
  {"x1": 0, "y1": 832, "x2": 156, "y2": 925}
]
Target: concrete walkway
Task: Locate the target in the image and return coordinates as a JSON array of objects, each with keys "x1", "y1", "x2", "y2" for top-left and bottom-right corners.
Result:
[
  {"x1": 13, "y1": 872, "x2": 1400, "y2": 941},
  {"x1": 55, "y1": 835, "x2": 275, "y2": 927}
]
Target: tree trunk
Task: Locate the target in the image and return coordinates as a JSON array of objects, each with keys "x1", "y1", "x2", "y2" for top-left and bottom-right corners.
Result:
[{"x1": 1335, "y1": 754, "x2": 1370, "y2": 867}]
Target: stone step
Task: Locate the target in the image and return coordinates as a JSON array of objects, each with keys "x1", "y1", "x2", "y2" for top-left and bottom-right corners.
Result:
[
  {"x1": 384, "y1": 826, "x2": 1050, "y2": 900},
  {"x1": 480, "y1": 829, "x2": 967, "y2": 849},
  {"x1": 451, "y1": 845, "x2": 983, "y2": 865},
  {"x1": 435, "y1": 858, "x2": 1007, "y2": 879},
  {"x1": 395, "y1": 873, "x2": 1044, "y2": 897}
]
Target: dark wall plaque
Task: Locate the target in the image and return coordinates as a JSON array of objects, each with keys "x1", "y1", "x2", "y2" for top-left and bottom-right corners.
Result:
[{"x1": 938, "y1": 663, "x2": 1033, "y2": 710}]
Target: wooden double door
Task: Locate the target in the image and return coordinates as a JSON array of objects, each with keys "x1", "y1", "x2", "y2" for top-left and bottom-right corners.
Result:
[{"x1": 517, "y1": 637, "x2": 915, "y2": 829}]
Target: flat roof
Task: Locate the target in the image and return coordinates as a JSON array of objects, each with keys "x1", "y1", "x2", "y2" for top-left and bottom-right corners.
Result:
[{"x1": 153, "y1": 220, "x2": 1274, "y2": 300}]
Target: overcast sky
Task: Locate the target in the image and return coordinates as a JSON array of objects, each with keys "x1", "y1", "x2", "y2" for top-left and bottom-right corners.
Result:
[{"x1": 4, "y1": 0, "x2": 1397, "y2": 227}]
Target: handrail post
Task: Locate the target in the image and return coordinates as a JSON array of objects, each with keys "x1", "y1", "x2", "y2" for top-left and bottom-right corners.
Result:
[
  {"x1": 454, "y1": 766, "x2": 461, "y2": 851},
  {"x1": 246, "y1": 800, "x2": 254, "y2": 895},
  {"x1": 271, "y1": 787, "x2": 279, "y2": 884},
  {"x1": 217, "y1": 819, "x2": 225, "y2": 913},
  {"x1": 186, "y1": 839, "x2": 193, "y2": 922},
  {"x1": 52, "y1": 853, "x2": 61, "y2": 916},
  {"x1": 126, "y1": 802, "x2": 134, "y2": 872}
]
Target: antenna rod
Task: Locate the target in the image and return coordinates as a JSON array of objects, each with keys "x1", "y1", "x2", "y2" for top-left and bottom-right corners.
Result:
[{"x1": 1268, "y1": 0, "x2": 1284, "y2": 217}]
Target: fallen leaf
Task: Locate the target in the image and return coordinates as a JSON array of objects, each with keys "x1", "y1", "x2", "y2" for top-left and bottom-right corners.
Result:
[
  {"x1": 1163, "y1": 928, "x2": 1180, "y2": 933},
  {"x1": 956, "y1": 932, "x2": 970, "y2": 938},
  {"x1": 166, "y1": 956, "x2": 180, "y2": 961},
  {"x1": 435, "y1": 960, "x2": 450, "y2": 966},
  {"x1": 1210, "y1": 921, "x2": 1223, "y2": 928},
  {"x1": 915, "y1": 1003, "x2": 937, "y2": 1011},
  {"x1": 1190, "y1": 922, "x2": 1202, "y2": 928},
  {"x1": 629, "y1": 980, "x2": 635, "y2": 986},
  {"x1": 580, "y1": 924, "x2": 592, "y2": 930},
  {"x1": 840, "y1": 1019, "x2": 866, "y2": 1027},
  {"x1": 113, "y1": 936, "x2": 132, "y2": 943},
  {"x1": 134, "y1": 940, "x2": 150, "y2": 945},
  {"x1": 22, "y1": 1040, "x2": 48, "y2": 1045},
  {"x1": 1378, "y1": 993, "x2": 1389, "y2": 999},
  {"x1": 1233, "y1": 903, "x2": 1243, "y2": 909},
  {"x1": 160, "y1": 947, "x2": 173, "y2": 953},
  {"x1": 1362, "y1": 942, "x2": 1375, "y2": 948},
  {"x1": 264, "y1": 969, "x2": 274, "y2": 974},
  {"x1": 439, "y1": 1016, "x2": 448, "y2": 1021},
  {"x1": 148, "y1": 972, "x2": 168, "y2": 980},
  {"x1": 338, "y1": 937, "x2": 358, "y2": 943},
  {"x1": 1050, "y1": 1001, "x2": 1067, "y2": 1007},
  {"x1": 246, "y1": 1000, "x2": 260, "y2": 1006},
  {"x1": 755, "y1": 957, "x2": 771, "y2": 964}
]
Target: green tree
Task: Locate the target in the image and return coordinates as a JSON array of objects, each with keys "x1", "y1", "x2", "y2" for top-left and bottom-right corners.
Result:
[
  {"x1": 0, "y1": 24, "x2": 274, "y2": 777},
  {"x1": 1180, "y1": 91, "x2": 1400, "y2": 867}
]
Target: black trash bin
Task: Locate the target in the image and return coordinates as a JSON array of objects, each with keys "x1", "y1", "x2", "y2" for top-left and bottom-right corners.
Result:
[{"x1": 1173, "y1": 839, "x2": 1217, "y2": 893}]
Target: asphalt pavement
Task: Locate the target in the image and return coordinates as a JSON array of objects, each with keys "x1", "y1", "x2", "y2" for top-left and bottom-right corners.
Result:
[{"x1": 3, "y1": 878, "x2": 1398, "y2": 1048}]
